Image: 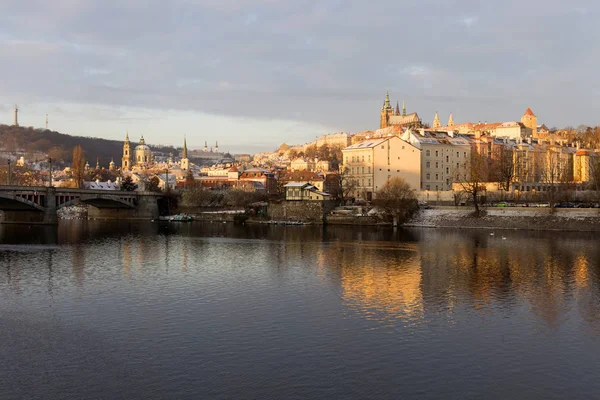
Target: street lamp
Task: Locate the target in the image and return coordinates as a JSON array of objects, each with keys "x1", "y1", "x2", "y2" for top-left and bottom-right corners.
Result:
[
  {"x1": 7, "y1": 159, "x2": 11, "y2": 185},
  {"x1": 48, "y1": 158, "x2": 53, "y2": 187}
]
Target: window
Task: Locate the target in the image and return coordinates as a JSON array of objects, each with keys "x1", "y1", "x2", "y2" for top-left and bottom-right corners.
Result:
[
  {"x1": 426, "y1": 185, "x2": 430, "y2": 190},
  {"x1": 426, "y1": 150, "x2": 430, "y2": 156},
  {"x1": 362, "y1": 155, "x2": 365, "y2": 162},
  {"x1": 381, "y1": 146, "x2": 385, "y2": 149},
  {"x1": 397, "y1": 170, "x2": 400, "y2": 172},
  {"x1": 362, "y1": 178, "x2": 365, "y2": 186},
  {"x1": 362, "y1": 167, "x2": 365, "y2": 174},
  {"x1": 435, "y1": 162, "x2": 439, "y2": 168},
  {"x1": 456, "y1": 152, "x2": 459, "y2": 158},
  {"x1": 426, "y1": 161, "x2": 430, "y2": 168},
  {"x1": 402, "y1": 146, "x2": 405, "y2": 150},
  {"x1": 446, "y1": 167, "x2": 449, "y2": 174},
  {"x1": 368, "y1": 179, "x2": 371, "y2": 186},
  {"x1": 435, "y1": 174, "x2": 439, "y2": 180},
  {"x1": 464, "y1": 152, "x2": 467, "y2": 158},
  {"x1": 368, "y1": 155, "x2": 371, "y2": 162},
  {"x1": 446, "y1": 156, "x2": 449, "y2": 162},
  {"x1": 368, "y1": 167, "x2": 371, "y2": 173},
  {"x1": 426, "y1": 173, "x2": 431, "y2": 180},
  {"x1": 456, "y1": 163, "x2": 459, "y2": 168},
  {"x1": 435, "y1": 151, "x2": 439, "y2": 157}
]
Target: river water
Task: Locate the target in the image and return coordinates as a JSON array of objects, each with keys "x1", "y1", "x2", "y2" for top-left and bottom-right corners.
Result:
[{"x1": 0, "y1": 221, "x2": 599, "y2": 399}]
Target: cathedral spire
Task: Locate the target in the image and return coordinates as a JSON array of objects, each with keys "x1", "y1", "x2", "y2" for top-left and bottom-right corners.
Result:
[
  {"x1": 402, "y1": 100, "x2": 406, "y2": 116},
  {"x1": 383, "y1": 91, "x2": 392, "y2": 110},
  {"x1": 433, "y1": 112, "x2": 441, "y2": 129},
  {"x1": 448, "y1": 113, "x2": 454, "y2": 127},
  {"x1": 125, "y1": 131, "x2": 129, "y2": 142},
  {"x1": 395, "y1": 101, "x2": 400, "y2": 116},
  {"x1": 182, "y1": 136, "x2": 188, "y2": 159}
]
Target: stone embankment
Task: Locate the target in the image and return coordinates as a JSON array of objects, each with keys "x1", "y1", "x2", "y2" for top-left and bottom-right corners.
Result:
[{"x1": 406, "y1": 207, "x2": 600, "y2": 232}]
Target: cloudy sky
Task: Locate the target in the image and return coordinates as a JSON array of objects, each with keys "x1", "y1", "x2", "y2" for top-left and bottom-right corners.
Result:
[{"x1": 0, "y1": 0, "x2": 598, "y2": 153}]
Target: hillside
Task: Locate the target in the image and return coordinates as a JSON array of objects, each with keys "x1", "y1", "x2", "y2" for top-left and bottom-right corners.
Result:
[{"x1": 0, "y1": 124, "x2": 179, "y2": 167}]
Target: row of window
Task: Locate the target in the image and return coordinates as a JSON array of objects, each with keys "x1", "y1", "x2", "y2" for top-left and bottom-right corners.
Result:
[
  {"x1": 347, "y1": 155, "x2": 372, "y2": 163},
  {"x1": 425, "y1": 150, "x2": 468, "y2": 159}
]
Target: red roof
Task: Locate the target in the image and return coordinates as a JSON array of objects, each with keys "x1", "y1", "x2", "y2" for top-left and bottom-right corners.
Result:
[
  {"x1": 228, "y1": 166, "x2": 238, "y2": 172},
  {"x1": 524, "y1": 108, "x2": 535, "y2": 116}
]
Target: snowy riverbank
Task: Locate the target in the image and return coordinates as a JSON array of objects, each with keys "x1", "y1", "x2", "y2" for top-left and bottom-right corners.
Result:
[{"x1": 406, "y1": 207, "x2": 600, "y2": 232}]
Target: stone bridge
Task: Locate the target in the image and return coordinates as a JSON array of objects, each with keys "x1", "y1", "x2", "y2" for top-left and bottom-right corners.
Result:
[{"x1": 0, "y1": 186, "x2": 165, "y2": 224}]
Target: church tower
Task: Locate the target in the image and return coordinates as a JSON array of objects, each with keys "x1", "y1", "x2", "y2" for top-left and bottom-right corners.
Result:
[
  {"x1": 204, "y1": 141, "x2": 208, "y2": 152},
  {"x1": 448, "y1": 113, "x2": 455, "y2": 127},
  {"x1": 521, "y1": 108, "x2": 537, "y2": 137},
  {"x1": 433, "y1": 112, "x2": 441, "y2": 129},
  {"x1": 122, "y1": 132, "x2": 132, "y2": 170},
  {"x1": 13, "y1": 105, "x2": 19, "y2": 127},
  {"x1": 379, "y1": 91, "x2": 394, "y2": 129},
  {"x1": 215, "y1": 141, "x2": 219, "y2": 153},
  {"x1": 181, "y1": 137, "x2": 189, "y2": 170}
]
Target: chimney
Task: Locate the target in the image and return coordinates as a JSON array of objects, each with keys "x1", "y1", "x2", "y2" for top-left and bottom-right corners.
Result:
[{"x1": 577, "y1": 142, "x2": 581, "y2": 150}]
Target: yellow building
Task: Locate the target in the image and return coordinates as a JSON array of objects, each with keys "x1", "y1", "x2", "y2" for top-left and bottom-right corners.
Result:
[
  {"x1": 284, "y1": 183, "x2": 330, "y2": 201},
  {"x1": 342, "y1": 136, "x2": 421, "y2": 200}
]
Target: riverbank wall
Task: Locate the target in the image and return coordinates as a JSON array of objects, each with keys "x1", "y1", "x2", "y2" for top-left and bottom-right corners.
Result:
[{"x1": 406, "y1": 207, "x2": 600, "y2": 231}]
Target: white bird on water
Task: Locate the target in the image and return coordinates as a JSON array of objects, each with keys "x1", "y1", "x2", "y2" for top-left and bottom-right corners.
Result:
[
  {"x1": 490, "y1": 232, "x2": 495, "y2": 236},
  {"x1": 502, "y1": 236, "x2": 507, "y2": 240}
]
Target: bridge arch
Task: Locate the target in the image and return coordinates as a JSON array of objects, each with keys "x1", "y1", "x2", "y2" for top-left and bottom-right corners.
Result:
[
  {"x1": 0, "y1": 193, "x2": 45, "y2": 212},
  {"x1": 57, "y1": 194, "x2": 136, "y2": 209}
]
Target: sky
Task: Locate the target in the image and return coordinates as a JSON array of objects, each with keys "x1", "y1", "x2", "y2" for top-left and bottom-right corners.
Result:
[{"x1": 0, "y1": 0, "x2": 598, "y2": 153}]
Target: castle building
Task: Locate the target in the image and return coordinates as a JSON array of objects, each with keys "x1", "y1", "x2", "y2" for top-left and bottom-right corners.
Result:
[
  {"x1": 433, "y1": 112, "x2": 441, "y2": 129},
  {"x1": 521, "y1": 108, "x2": 537, "y2": 138},
  {"x1": 379, "y1": 91, "x2": 421, "y2": 129}
]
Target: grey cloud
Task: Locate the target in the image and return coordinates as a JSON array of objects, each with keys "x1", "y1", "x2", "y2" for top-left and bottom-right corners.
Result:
[{"x1": 0, "y1": 0, "x2": 599, "y2": 139}]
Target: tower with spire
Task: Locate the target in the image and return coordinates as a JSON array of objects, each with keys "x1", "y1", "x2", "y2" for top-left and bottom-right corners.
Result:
[
  {"x1": 379, "y1": 91, "x2": 394, "y2": 129},
  {"x1": 122, "y1": 131, "x2": 132, "y2": 170},
  {"x1": 181, "y1": 137, "x2": 189, "y2": 170},
  {"x1": 448, "y1": 113, "x2": 454, "y2": 127},
  {"x1": 13, "y1": 105, "x2": 19, "y2": 127},
  {"x1": 433, "y1": 112, "x2": 441, "y2": 129},
  {"x1": 215, "y1": 141, "x2": 219, "y2": 153},
  {"x1": 204, "y1": 141, "x2": 208, "y2": 152}
]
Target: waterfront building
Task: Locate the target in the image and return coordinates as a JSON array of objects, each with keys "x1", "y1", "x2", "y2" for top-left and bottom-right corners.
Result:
[
  {"x1": 341, "y1": 135, "x2": 421, "y2": 200},
  {"x1": 284, "y1": 182, "x2": 331, "y2": 201},
  {"x1": 400, "y1": 129, "x2": 471, "y2": 191}
]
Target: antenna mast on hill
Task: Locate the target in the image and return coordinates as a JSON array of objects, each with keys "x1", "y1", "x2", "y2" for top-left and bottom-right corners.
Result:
[
  {"x1": 45, "y1": 114, "x2": 48, "y2": 130},
  {"x1": 13, "y1": 105, "x2": 19, "y2": 127}
]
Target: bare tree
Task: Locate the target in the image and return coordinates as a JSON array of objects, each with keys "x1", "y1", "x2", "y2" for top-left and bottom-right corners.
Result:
[
  {"x1": 71, "y1": 145, "x2": 86, "y2": 188},
  {"x1": 373, "y1": 177, "x2": 418, "y2": 226},
  {"x1": 456, "y1": 151, "x2": 488, "y2": 214},
  {"x1": 496, "y1": 146, "x2": 515, "y2": 193},
  {"x1": 338, "y1": 165, "x2": 358, "y2": 201}
]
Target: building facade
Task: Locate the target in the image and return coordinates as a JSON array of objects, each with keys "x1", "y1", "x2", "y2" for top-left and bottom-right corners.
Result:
[
  {"x1": 401, "y1": 129, "x2": 471, "y2": 191},
  {"x1": 342, "y1": 136, "x2": 421, "y2": 200}
]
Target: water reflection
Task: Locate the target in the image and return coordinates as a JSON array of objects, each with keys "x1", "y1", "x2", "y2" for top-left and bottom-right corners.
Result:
[{"x1": 0, "y1": 222, "x2": 599, "y2": 332}]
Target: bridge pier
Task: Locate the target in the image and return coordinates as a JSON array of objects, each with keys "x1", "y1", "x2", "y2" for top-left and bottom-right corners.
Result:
[{"x1": 85, "y1": 194, "x2": 159, "y2": 220}]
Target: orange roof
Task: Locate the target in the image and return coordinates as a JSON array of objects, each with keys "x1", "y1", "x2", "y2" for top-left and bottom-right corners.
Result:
[
  {"x1": 228, "y1": 166, "x2": 238, "y2": 172},
  {"x1": 524, "y1": 107, "x2": 535, "y2": 116}
]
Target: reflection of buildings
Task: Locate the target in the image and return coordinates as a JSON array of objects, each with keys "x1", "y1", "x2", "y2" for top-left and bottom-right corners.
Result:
[{"x1": 339, "y1": 243, "x2": 423, "y2": 320}]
